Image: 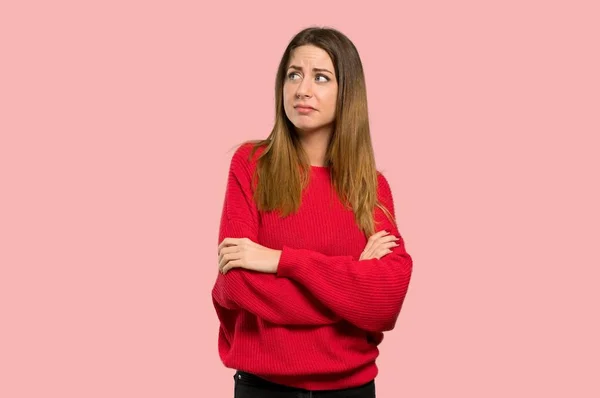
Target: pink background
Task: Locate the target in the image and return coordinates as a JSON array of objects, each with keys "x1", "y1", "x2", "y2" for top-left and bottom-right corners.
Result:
[{"x1": 1, "y1": 1, "x2": 599, "y2": 397}]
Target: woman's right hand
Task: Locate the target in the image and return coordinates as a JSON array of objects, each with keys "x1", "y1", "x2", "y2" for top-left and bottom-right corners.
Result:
[{"x1": 359, "y1": 230, "x2": 399, "y2": 261}]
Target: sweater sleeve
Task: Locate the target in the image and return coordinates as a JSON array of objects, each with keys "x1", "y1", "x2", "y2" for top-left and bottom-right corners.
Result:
[
  {"x1": 211, "y1": 144, "x2": 340, "y2": 326},
  {"x1": 276, "y1": 173, "x2": 413, "y2": 333}
]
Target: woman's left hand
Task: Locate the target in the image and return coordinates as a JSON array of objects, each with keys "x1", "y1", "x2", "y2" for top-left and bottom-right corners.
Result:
[{"x1": 218, "y1": 237, "x2": 282, "y2": 275}]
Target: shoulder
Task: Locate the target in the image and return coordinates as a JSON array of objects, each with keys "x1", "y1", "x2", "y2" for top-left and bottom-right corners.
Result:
[
  {"x1": 375, "y1": 170, "x2": 396, "y2": 211},
  {"x1": 229, "y1": 141, "x2": 268, "y2": 172},
  {"x1": 376, "y1": 171, "x2": 392, "y2": 196}
]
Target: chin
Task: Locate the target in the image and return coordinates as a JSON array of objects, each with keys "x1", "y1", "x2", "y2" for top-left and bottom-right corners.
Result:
[
  {"x1": 293, "y1": 123, "x2": 320, "y2": 134},
  {"x1": 288, "y1": 118, "x2": 306, "y2": 128}
]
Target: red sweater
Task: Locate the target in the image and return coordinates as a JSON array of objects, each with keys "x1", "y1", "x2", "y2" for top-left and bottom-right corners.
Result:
[{"x1": 211, "y1": 143, "x2": 413, "y2": 390}]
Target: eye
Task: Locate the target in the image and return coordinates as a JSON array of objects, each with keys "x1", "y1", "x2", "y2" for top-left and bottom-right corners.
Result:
[
  {"x1": 287, "y1": 72, "x2": 301, "y2": 80},
  {"x1": 315, "y1": 74, "x2": 330, "y2": 83}
]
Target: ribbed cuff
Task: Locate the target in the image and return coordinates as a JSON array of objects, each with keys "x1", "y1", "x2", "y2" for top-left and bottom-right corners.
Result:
[{"x1": 276, "y1": 246, "x2": 300, "y2": 279}]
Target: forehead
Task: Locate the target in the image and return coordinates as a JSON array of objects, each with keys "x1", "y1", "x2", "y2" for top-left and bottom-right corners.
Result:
[{"x1": 288, "y1": 45, "x2": 334, "y2": 69}]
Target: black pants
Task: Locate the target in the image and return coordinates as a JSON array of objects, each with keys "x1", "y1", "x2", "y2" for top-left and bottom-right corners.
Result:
[{"x1": 233, "y1": 371, "x2": 376, "y2": 398}]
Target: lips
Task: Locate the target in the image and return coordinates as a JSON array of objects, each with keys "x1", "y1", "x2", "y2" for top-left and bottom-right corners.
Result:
[{"x1": 294, "y1": 105, "x2": 316, "y2": 113}]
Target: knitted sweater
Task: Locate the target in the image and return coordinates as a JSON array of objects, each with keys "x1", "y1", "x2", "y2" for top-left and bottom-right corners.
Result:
[{"x1": 211, "y1": 143, "x2": 413, "y2": 390}]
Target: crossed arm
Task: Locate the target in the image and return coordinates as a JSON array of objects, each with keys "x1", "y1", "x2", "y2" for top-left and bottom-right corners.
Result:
[{"x1": 211, "y1": 146, "x2": 413, "y2": 332}]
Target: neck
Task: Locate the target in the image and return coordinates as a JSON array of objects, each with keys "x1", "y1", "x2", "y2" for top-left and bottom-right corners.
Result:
[{"x1": 297, "y1": 126, "x2": 332, "y2": 167}]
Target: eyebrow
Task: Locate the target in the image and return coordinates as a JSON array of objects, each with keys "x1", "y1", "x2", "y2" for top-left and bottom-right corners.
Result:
[{"x1": 287, "y1": 65, "x2": 334, "y2": 75}]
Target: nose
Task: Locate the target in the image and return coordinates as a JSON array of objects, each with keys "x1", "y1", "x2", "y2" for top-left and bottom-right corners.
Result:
[{"x1": 295, "y1": 78, "x2": 313, "y2": 98}]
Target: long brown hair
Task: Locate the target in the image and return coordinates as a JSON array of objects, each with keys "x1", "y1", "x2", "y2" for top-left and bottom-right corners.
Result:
[{"x1": 243, "y1": 26, "x2": 395, "y2": 237}]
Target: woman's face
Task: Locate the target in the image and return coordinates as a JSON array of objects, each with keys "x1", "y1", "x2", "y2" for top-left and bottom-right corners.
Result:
[{"x1": 283, "y1": 45, "x2": 338, "y2": 136}]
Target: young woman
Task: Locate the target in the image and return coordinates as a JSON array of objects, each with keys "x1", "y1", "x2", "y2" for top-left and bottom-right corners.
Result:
[{"x1": 212, "y1": 26, "x2": 413, "y2": 398}]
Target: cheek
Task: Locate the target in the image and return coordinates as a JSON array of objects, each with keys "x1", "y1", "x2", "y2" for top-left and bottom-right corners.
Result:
[
  {"x1": 323, "y1": 92, "x2": 337, "y2": 114},
  {"x1": 282, "y1": 88, "x2": 293, "y2": 112},
  {"x1": 283, "y1": 86, "x2": 296, "y2": 104}
]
